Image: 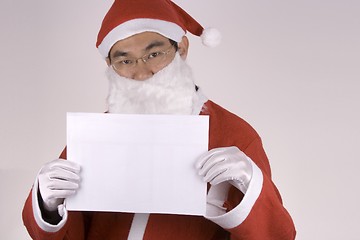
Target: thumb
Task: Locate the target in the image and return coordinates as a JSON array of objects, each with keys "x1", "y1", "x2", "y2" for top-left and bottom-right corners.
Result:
[{"x1": 57, "y1": 204, "x2": 66, "y2": 217}]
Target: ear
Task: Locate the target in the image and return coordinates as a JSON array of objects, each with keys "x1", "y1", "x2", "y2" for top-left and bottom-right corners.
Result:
[
  {"x1": 178, "y1": 36, "x2": 189, "y2": 60},
  {"x1": 105, "y1": 57, "x2": 111, "y2": 66}
]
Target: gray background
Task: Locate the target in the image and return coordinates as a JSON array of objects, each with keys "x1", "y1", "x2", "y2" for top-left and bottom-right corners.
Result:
[{"x1": 1, "y1": 0, "x2": 359, "y2": 239}]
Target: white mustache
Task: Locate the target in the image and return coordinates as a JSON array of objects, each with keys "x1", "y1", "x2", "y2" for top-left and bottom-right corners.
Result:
[{"x1": 106, "y1": 54, "x2": 197, "y2": 115}]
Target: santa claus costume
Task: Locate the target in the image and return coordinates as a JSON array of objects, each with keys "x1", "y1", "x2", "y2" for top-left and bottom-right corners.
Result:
[{"x1": 22, "y1": 0, "x2": 296, "y2": 239}]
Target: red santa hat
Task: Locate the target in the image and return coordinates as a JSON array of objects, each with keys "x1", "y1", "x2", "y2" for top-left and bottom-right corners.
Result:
[{"x1": 96, "y1": 0, "x2": 221, "y2": 58}]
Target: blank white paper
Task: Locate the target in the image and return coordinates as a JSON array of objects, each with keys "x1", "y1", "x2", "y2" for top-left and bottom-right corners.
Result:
[{"x1": 65, "y1": 112, "x2": 209, "y2": 216}]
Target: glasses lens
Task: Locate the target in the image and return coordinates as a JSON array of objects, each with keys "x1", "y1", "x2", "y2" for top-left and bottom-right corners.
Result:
[
  {"x1": 145, "y1": 52, "x2": 167, "y2": 68},
  {"x1": 113, "y1": 59, "x2": 135, "y2": 72}
]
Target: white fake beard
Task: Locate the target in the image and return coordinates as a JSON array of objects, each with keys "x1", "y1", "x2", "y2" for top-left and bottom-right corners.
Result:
[{"x1": 106, "y1": 54, "x2": 198, "y2": 115}]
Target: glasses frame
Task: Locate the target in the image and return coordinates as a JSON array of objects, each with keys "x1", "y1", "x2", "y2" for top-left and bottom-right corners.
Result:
[{"x1": 111, "y1": 44, "x2": 176, "y2": 73}]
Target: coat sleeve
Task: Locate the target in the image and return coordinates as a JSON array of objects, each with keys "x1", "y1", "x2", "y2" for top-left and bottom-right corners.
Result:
[
  {"x1": 22, "y1": 148, "x2": 87, "y2": 240},
  {"x1": 22, "y1": 187, "x2": 86, "y2": 240},
  {"x1": 205, "y1": 137, "x2": 296, "y2": 240}
]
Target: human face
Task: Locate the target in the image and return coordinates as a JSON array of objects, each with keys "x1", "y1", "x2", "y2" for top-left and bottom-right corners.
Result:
[{"x1": 106, "y1": 32, "x2": 188, "y2": 81}]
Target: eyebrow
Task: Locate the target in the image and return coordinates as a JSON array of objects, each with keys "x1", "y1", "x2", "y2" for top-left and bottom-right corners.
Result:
[
  {"x1": 144, "y1": 40, "x2": 166, "y2": 51},
  {"x1": 111, "y1": 40, "x2": 167, "y2": 59},
  {"x1": 111, "y1": 51, "x2": 128, "y2": 59}
]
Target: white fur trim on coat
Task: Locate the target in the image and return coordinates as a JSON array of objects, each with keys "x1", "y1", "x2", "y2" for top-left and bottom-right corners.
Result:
[{"x1": 204, "y1": 159, "x2": 263, "y2": 229}]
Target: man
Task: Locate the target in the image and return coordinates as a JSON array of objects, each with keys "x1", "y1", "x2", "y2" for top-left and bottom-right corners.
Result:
[{"x1": 22, "y1": 0, "x2": 296, "y2": 239}]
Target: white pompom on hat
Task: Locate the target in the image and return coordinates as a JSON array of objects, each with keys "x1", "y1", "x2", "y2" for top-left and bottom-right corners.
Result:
[
  {"x1": 201, "y1": 28, "x2": 222, "y2": 47},
  {"x1": 96, "y1": 0, "x2": 221, "y2": 58}
]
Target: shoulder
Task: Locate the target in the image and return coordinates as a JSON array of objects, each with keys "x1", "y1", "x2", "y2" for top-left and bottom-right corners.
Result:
[{"x1": 201, "y1": 100, "x2": 260, "y2": 150}]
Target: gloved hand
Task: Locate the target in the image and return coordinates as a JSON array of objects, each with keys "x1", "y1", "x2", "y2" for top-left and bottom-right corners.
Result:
[
  {"x1": 38, "y1": 159, "x2": 81, "y2": 213},
  {"x1": 195, "y1": 146, "x2": 253, "y2": 194}
]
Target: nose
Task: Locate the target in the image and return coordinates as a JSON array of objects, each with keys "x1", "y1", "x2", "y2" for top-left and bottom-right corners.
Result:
[{"x1": 132, "y1": 61, "x2": 153, "y2": 81}]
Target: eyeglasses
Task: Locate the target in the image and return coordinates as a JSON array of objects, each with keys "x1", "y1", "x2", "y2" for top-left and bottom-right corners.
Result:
[{"x1": 111, "y1": 44, "x2": 176, "y2": 72}]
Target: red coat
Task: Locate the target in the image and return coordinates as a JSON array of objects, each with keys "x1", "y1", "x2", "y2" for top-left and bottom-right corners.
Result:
[{"x1": 22, "y1": 100, "x2": 296, "y2": 239}]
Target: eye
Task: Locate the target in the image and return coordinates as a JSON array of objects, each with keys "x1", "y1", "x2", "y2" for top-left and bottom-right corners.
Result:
[
  {"x1": 148, "y1": 52, "x2": 162, "y2": 59},
  {"x1": 119, "y1": 59, "x2": 133, "y2": 65}
]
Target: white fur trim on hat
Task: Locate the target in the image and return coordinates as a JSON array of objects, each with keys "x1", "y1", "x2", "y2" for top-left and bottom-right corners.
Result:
[{"x1": 98, "y1": 18, "x2": 185, "y2": 59}]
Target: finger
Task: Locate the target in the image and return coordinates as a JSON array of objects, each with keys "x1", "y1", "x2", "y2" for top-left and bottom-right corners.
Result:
[
  {"x1": 203, "y1": 164, "x2": 228, "y2": 184},
  {"x1": 195, "y1": 148, "x2": 221, "y2": 169},
  {"x1": 47, "y1": 179, "x2": 79, "y2": 190},
  {"x1": 50, "y1": 159, "x2": 81, "y2": 174},
  {"x1": 198, "y1": 152, "x2": 227, "y2": 176},
  {"x1": 195, "y1": 152, "x2": 213, "y2": 170},
  {"x1": 209, "y1": 171, "x2": 231, "y2": 185},
  {"x1": 58, "y1": 204, "x2": 65, "y2": 217},
  {"x1": 195, "y1": 148, "x2": 226, "y2": 169},
  {"x1": 47, "y1": 189, "x2": 77, "y2": 200},
  {"x1": 48, "y1": 168, "x2": 81, "y2": 182}
]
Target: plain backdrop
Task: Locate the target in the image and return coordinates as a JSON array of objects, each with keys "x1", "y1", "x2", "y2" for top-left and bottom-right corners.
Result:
[{"x1": 1, "y1": 0, "x2": 359, "y2": 239}]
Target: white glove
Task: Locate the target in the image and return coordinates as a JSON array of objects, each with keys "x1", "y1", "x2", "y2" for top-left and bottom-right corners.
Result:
[
  {"x1": 38, "y1": 159, "x2": 81, "y2": 213},
  {"x1": 195, "y1": 146, "x2": 253, "y2": 194}
]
